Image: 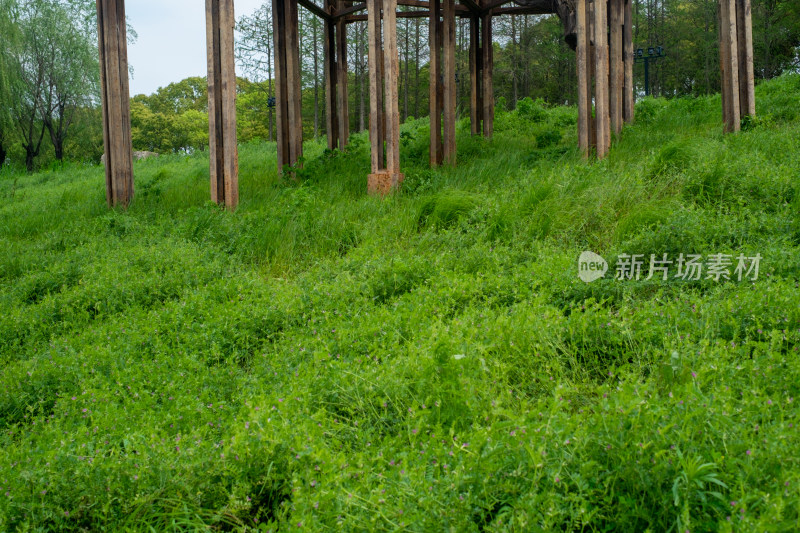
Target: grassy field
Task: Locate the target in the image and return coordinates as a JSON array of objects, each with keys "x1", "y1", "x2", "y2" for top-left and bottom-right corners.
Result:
[{"x1": 1, "y1": 74, "x2": 799, "y2": 532}]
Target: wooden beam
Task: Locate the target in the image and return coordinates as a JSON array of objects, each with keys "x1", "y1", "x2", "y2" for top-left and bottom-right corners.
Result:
[
  {"x1": 299, "y1": 0, "x2": 332, "y2": 20},
  {"x1": 336, "y1": 2, "x2": 366, "y2": 18},
  {"x1": 576, "y1": 0, "x2": 589, "y2": 158},
  {"x1": 460, "y1": 0, "x2": 480, "y2": 14},
  {"x1": 594, "y1": 0, "x2": 610, "y2": 158},
  {"x1": 443, "y1": 0, "x2": 457, "y2": 165},
  {"x1": 609, "y1": 0, "x2": 623, "y2": 136},
  {"x1": 481, "y1": 7, "x2": 493, "y2": 138},
  {"x1": 429, "y1": 0, "x2": 443, "y2": 165},
  {"x1": 736, "y1": 0, "x2": 755, "y2": 117},
  {"x1": 623, "y1": 0, "x2": 634, "y2": 123},
  {"x1": 479, "y1": 0, "x2": 513, "y2": 15},
  {"x1": 206, "y1": 0, "x2": 239, "y2": 209}
]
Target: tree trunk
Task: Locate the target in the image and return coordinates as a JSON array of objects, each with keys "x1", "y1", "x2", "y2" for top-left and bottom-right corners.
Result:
[{"x1": 25, "y1": 147, "x2": 36, "y2": 172}]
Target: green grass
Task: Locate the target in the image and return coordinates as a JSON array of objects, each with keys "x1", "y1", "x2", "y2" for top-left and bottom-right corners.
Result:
[{"x1": 1, "y1": 74, "x2": 799, "y2": 532}]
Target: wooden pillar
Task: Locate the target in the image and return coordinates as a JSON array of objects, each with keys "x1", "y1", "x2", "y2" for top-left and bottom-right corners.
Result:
[
  {"x1": 383, "y1": 0, "x2": 401, "y2": 177},
  {"x1": 576, "y1": 0, "x2": 590, "y2": 158},
  {"x1": 588, "y1": 0, "x2": 596, "y2": 150},
  {"x1": 324, "y1": 0, "x2": 339, "y2": 150},
  {"x1": 206, "y1": 0, "x2": 239, "y2": 210},
  {"x1": 469, "y1": 15, "x2": 482, "y2": 136},
  {"x1": 721, "y1": 0, "x2": 740, "y2": 133},
  {"x1": 442, "y1": 0, "x2": 457, "y2": 165},
  {"x1": 736, "y1": 0, "x2": 755, "y2": 118},
  {"x1": 97, "y1": 0, "x2": 133, "y2": 208},
  {"x1": 429, "y1": 0, "x2": 443, "y2": 166},
  {"x1": 336, "y1": 0, "x2": 350, "y2": 146},
  {"x1": 481, "y1": 9, "x2": 493, "y2": 138},
  {"x1": 368, "y1": 0, "x2": 384, "y2": 172},
  {"x1": 622, "y1": 0, "x2": 634, "y2": 123},
  {"x1": 367, "y1": 0, "x2": 404, "y2": 193},
  {"x1": 594, "y1": 0, "x2": 610, "y2": 158},
  {"x1": 609, "y1": 0, "x2": 623, "y2": 136},
  {"x1": 273, "y1": 0, "x2": 303, "y2": 173}
]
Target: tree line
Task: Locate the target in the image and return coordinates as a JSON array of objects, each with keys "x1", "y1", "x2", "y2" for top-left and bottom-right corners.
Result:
[{"x1": 1, "y1": 0, "x2": 798, "y2": 171}]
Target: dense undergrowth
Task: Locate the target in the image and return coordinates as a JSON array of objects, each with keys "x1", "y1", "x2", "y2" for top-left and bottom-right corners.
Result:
[{"x1": 1, "y1": 74, "x2": 799, "y2": 531}]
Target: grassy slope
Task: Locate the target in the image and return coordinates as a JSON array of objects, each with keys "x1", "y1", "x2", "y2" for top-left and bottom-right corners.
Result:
[{"x1": 0, "y1": 75, "x2": 799, "y2": 532}]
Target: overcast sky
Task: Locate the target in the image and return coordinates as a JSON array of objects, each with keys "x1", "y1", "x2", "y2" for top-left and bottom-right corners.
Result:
[{"x1": 126, "y1": 0, "x2": 264, "y2": 96}]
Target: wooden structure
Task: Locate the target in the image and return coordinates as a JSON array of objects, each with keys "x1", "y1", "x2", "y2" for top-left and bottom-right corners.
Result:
[
  {"x1": 207, "y1": 0, "x2": 239, "y2": 209},
  {"x1": 97, "y1": 0, "x2": 134, "y2": 207},
  {"x1": 96, "y1": 0, "x2": 757, "y2": 205},
  {"x1": 719, "y1": 0, "x2": 755, "y2": 133}
]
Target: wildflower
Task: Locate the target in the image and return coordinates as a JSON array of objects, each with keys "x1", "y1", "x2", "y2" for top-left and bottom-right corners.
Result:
[{"x1": 746, "y1": 449, "x2": 752, "y2": 456}]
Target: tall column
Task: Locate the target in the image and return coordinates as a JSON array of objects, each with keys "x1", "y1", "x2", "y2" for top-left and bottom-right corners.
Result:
[
  {"x1": 469, "y1": 15, "x2": 482, "y2": 136},
  {"x1": 594, "y1": 0, "x2": 610, "y2": 158},
  {"x1": 609, "y1": 0, "x2": 623, "y2": 136},
  {"x1": 336, "y1": 0, "x2": 350, "y2": 146},
  {"x1": 273, "y1": 0, "x2": 303, "y2": 173},
  {"x1": 721, "y1": 0, "x2": 740, "y2": 133},
  {"x1": 576, "y1": 0, "x2": 590, "y2": 158},
  {"x1": 324, "y1": 0, "x2": 339, "y2": 150},
  {"x1": 623, "y1": 0, "x2": 634, "y2": 123},
  {"x1": 429, "y1": 0, "x2": 443, "y2": 165},
  {"x1": 96, "y1": 0, "x2": 133, "y2": 207},
  {"x1": 442, "y1": 0, "x2": 457, "y2": 165},
  {"x1": 481, "y1": 8, "x2": 493, "y2": 138},
  {"x1": 206, "y1": 0, "x2": 239, "y2": 209},
  {"x1": 367, "y1": 0, "x2": 404, "y2": 194},
  {"x1": 736, "y1": 0, "x2": 755, "y2": 118}
]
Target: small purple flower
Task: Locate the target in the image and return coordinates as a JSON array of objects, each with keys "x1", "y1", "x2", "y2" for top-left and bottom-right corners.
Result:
[{"x1": 746, "y1": 449, "x2": 752, "y2": 456}]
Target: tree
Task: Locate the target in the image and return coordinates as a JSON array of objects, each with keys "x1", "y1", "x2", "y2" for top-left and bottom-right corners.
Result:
[
  {"x1": 0, "y1": 0, "x2": 21, "y2": 167},
  {"x1": 40, "y1": 1, "x2": 98, "y2": 160},
  {"x1": 236, "y1": 3, "x2": 276, "y2": 141}
]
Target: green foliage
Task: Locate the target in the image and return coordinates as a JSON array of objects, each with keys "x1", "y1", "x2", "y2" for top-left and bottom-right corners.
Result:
[{"x1": 0, "y1": 76, "x2": 799, "y2": 531}]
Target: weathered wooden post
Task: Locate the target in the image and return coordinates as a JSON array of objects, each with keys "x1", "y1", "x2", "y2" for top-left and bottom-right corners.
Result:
[
  {"x1": 594, "y1": 0, "x2": 610, "y2": 158},
  {"x1": 720, "y1": 0, "x2": 740, "y2": 133},
  {"x1": 718, "y1": 0, "x2": 755, "y2": 132},
  {"x1": 367, "y1": 0, "x2": 404, "y2": 194},
  {"x1": 481, "y1": 5, "x2": 494, "y2": 139},
  {"x1": 336, "y1": 0, "x2": 350, "y2": 146},
  {"x1": 96, "y1": 0, "x2": 133, "y2": 207},
  {"x1": 324, "y1": 0, "x2": 339, "y2": 150},
  {"x1": 609, "y1": 0, "x2": 623, "y2": 136},
  {"x1": 736, "y1": 0, "x2": 755, "y2": 118},
  {"x1": 273, "y1": 0, "x2": 304, "y2": 173},
  {"x1": 442, "y1": 0, "x2": 457, "y2": 165},
  {"x1": 206, "y1": 0, "x2": 239, "y2": 209},
  {"x1": 623, "y1": 0, "x2": 634, "y2": 124},
  {"x1": 469, "y1": 14, "x2": 482, "y2": 136},
  {"x1": 576, "y1": 0, "x2": 590, "y2": 158},
  {"x1": 429, "y1": 0, "x2": 443, "y2": 166}
]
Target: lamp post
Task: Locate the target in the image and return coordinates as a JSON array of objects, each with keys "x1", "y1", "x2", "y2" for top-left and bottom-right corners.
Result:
[{"x1": 634, "y1": 46, "x2": 666, "y2": 96}]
